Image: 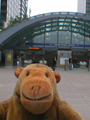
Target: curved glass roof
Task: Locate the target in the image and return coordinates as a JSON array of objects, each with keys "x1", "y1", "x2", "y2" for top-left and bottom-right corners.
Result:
[{"x1": 0, "y1": 12, "x2": 90, "y2": 50}]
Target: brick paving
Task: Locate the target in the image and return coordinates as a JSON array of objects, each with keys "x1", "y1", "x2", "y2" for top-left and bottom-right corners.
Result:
[{"x1": 0, "y1": 66, "x2": 90, "y2": 120}]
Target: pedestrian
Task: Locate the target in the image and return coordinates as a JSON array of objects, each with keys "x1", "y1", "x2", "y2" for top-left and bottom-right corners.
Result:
[
  {"x1": 74, "y1": 58, "x2": 77, "y2": 68},
  {"x1": 17, "y1": 56, "x2": 20, "y2": 67},
  {"x1": 69, "y1": 56, "x2": 73, "y2": 70},
  {"x1": 32, "y1": 57, "x2": 36, "y2": 63},
  {"x1": 53, "y1": 57, "x2": 57, "y2": 71}
]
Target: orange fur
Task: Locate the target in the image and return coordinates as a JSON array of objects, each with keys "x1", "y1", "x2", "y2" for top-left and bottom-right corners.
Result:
[{"x1": 0, "y1": 64, "x2": 83, "y2": 120}]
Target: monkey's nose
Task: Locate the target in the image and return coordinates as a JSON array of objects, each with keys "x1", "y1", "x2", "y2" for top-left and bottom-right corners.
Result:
[
  {"x1": 31, "y1": 86, "x2": 41, "y2": 97},
  {"x1": 32, "y1": 86, "x2": 41, "y2": 90}
]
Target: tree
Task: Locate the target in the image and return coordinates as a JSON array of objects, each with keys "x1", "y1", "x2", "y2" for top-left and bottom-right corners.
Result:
[
  {"x1": 8, "y1": 14, "x2": 28, "y2": 27},
  {"x1": 8, "y1": 16, "x2": 21, "y2": 27},
  {"x1": 22, "y1": 14, "x2": 28, "y2": 20}
]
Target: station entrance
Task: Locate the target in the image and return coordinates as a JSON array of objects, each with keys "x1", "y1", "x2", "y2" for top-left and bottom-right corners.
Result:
[{"x1": 2, "y1": 48, "x2": 90, "y2": 68}]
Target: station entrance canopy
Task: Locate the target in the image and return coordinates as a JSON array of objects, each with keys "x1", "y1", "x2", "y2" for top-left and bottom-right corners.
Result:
[{"x1": 0, "y1": 12, "x2": 90, "y2": 51}]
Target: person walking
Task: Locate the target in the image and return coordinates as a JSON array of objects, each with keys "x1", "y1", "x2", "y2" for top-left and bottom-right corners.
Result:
[
  {"x1": 69, "y1": 56, "x2": 73, "y2": 70},
  {"x1": 74, "y1": 58, "x2": 77, "y2": 68},
  {"x1": 53, "y1": 57, "x2": 57, "y2": 71},
  {"x1": 32, "y1": 57, "x2": 36, "y2": 63},
  {"x1": 17, "y1": 56, "x2": 20, "y2": 67}
]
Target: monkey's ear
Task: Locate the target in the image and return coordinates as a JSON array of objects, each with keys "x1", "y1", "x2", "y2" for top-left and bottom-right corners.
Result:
[
  {"x1": 54, "y1": 72, "x2": 61, "y2": 83},
  {"x1": 14, "y1": 67, "x2": 23, "y2": 78}
]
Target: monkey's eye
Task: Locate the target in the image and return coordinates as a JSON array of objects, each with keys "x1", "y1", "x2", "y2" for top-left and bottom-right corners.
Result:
[
  {"x1": 26, "y1": 72, "x2": 30, "y2": 76},
  {"x1": 45, "y1": 73, "x2": 49, "y2": 78}
]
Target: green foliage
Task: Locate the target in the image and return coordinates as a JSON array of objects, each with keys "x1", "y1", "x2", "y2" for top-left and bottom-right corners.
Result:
[
  {"x1": 23, "y1": 14, "x2": 28, "y2": 20},
  {"x1": 8, "y1": 16, "x2": 20, "y2": 27},
  {"x1": 8, "y1": 14, "x2": 28, "y2": 27}
]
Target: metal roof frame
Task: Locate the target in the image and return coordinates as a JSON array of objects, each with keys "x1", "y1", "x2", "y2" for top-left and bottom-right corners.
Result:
[{"x1": 0, "y1": 12, "x2": 90, "y2": 50}]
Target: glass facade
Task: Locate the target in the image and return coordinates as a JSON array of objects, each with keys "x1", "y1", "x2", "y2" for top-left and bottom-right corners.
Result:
[
  {"x1": 0, "y1": 12, "x2": 90, "y2": 66},
  {"x1": 0, "y1": 12, "x2": 90, "y2": 50},
  {"x1": 78, "y1": 0, "x2": 90, "y2": 15},
  {"x1": 0, "y1": 0, "x2": 7, "y2": 28},
  {"x1": 7, "y1": 0, "x2": 20, "y2": 24},
  {"x1": 20, "y1": 0, "x2": 27, "y2": 20},
  {"x1": 86, "y1": 0, "x2": 90, "y2": 14},
  {"x1": 0, "y1": 0, "x2": 28, "y2": 28},
  {"x1": 78, "y1": 0, "x2": 86, "y2": 13}
]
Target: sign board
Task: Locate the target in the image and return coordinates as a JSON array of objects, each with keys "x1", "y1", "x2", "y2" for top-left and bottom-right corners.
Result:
[
  {"x1": 7, "y1": 54, "x2": 11, "y2": 61},
  {"x1": 26, "y1": 43, "x2": 90, "y2": 47},
  {"x1": 60, "y1": 58, "x2": 69, "y2": 65}
]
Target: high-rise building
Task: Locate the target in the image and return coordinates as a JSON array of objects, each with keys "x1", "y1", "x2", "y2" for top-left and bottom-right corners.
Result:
[
  {"x1": 20, "y1": 0, "x2": 28, "y2": 20},
  {"x1": 77, "y1": 0, "x2": 86, "y2": 13},
  {"x1": 78, "y1": 0, "x2": 90, "y2": 15},
  {"x1": 86, "y1": 0, "x2": 90, "y2": 14},
  {"x1": 0, "y1": 0, "x2": 28, "y2": 29}
]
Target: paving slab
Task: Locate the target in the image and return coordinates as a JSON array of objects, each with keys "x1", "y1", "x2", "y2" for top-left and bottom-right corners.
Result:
[{"x1": 0, "y1": 66, "x2": 90, "y2": 120}]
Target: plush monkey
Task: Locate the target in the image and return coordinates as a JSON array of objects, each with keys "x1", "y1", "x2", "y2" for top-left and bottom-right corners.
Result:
[{"x1": 0, "y1": 64, "x2": 83, "y2": 120}]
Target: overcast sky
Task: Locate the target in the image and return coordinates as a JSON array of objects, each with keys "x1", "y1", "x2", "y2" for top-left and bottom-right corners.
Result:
[{"x1": 27, "y1": 0, "x2": 78, "y2": 16}]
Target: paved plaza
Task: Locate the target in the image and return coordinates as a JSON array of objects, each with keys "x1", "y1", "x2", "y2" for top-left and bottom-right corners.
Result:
[{"x1": 0, "y1": 66, "x2": 90, "y2": 120}]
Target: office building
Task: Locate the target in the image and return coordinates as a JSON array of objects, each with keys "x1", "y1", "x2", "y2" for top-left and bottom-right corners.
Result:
[
  {"x1": 78, "y1": 0, "x2": 90, "y2": 15},
  {"x1": 0, "y1": 0, "x2": 28, "y2": 29},
  {"x1": 77, "y1": 0, "x2": 86, "y2": 13},
  {"x1": 20, "y1": 0, "x2": 28, "y2": 20},
  {"x1": 86, "y1": 0, "x2": 90, "y2": 14}
]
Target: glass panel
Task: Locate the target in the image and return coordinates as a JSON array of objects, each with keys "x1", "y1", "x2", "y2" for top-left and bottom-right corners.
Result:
[
  {"x1": 85, "y1": 22, "x2": 90, "y2": 26},
  {"x1": 41, "y1": 29, "x2": 45, "y2": 33},
  {"x1": 76, "y1": 24, "x2": 82, "y2": 28},
  {"x1": 77, "y1": 13, "x2": 84, "y2": 16},
  {"x1": 69, "y1": 12, "x2": 76, "y2": 15},
  {"x1": 40, "y1": 25, "x2": 45, "y2": 28},
  {"x1": 66, "y1": 19, "x2": 71, "y2": 22},
  {"x1": 52, "y1": 19, "x2": 58, "y2": 22},
  {"x1": 34, "y1": 31, "x2": 40, "y2": 34},
  {"x1": 44, "y1": 13, "x2": 51, "y2": 16},
  {"x1": 59, "y1": 23, "x2": 63, "y2": 25},
  {"x1": 80, "y1": 29, "x2": 84, "y2": 34},
  {"x1": 52, "y1": 12, "x2": 59, "y2": 15},
  {"x1": 36, "y1": 14, "x2": 43, "y2": 17},
  {"x1": 63, "y1": 27, "x2": 68, "y2": 30},
  {"x1": 61, "y1": 12, "x2": 67, "y2": 15},
  {"x1": 45, "y1": 28, "x2": 51, "y2": 31},
  {"x1": 45, "y1": 31, "x2": 57, "y2": 43},
  {"x1": 33, "y1": 34, "x2": 44, "y2": 47},
  {"x1": 85, "y1": 32, "x2": 89, "y2": 35},
  {"x1": 85, "y1": 37, "x2": 90, "y2": 44},
  {"x1": 52, "y1": 23, "x2": 57, "y2": 26},
  {"x1": 72, "y1": 20, "x2": 78, "y2": 22},
  {"x1": 51, "y1": 31, "x2": 57, "y2": 43},
  {"x1": 58, "y1": 31, "x2": 71, "y2": 44},
  {"x1": 59, "y1": 27, "x2": 63, "y2": 30},
  {"x1": 72, "y1": 28, "x2": 79, "y2": 32},
  {"x1": 45, "y1": 32, "x2": 51, "y2": 43},
  {"x1": 59, "y1": 19, "x2": 64, "y2": 21},
  {"x1": 64, "y1": 23, "x2": 70, "y2": 26},
  {"x1": 72, "y1": 23, "x2": 76, "y2": 27},
  {"x1": 72, "y1": 33, "x2": 84, "y2": 44},
  {"x1": 52, "y1": 27, "x2": 57, "y2": 30},
  {"x1": 46, "y1": 20, "x2": 51, "y2": 23},
  {"x1": 79, "y1": 21, "x2": 84, "y2": 24},
  {"x1": 46, "y1": 24, "x2": 51, "y2": 27}
]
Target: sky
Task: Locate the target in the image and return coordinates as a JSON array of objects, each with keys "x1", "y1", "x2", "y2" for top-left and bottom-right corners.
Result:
[{"x1": 27, "y1": 0, "x2": 78, "y2": 17}]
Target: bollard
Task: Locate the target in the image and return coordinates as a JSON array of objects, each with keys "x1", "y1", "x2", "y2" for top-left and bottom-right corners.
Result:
[{"x1": 64, "y1": 59, "x2": 69, "y2": 71}]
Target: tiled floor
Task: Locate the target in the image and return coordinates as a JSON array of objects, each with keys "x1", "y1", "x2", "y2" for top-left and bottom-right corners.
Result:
[{"x1": 0, "y1": 66, "x2": 90, "y2": 120}]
